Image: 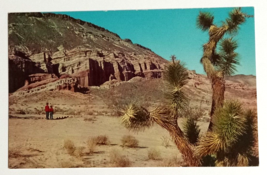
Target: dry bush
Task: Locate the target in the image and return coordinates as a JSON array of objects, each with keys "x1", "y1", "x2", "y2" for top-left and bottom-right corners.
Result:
[
  {"x1": 121, "y1": 135, "x2": 139, "y2": 148},
  {"x1": 15, "y1": 109, "x2": 26, "y2": 115},
  {"x1": 73, "y1": 146, "x2": 85, "y2": 158},
  {"x1": 9, "y1": 147, "x2": 21, "y2": 159},
  {"x1": 94, "y1": 135, "x2": 110, "y2": 145},
  {"x1": 64, "y1": 140, "x2": 76, "y2": 156},
  {"x1": 109, "y1": 149, "x2": 131, "y2": 167},
  {"x1": 161, "y1": 136, "x2": 171, "y2": 148},
  {"x1": 148, "y1": 148, "x2": 161, "y2": 160},
  {"x1": 87, "y1": 137, "x2": 97, "y2": 153},
  {"x1": 84, "y1": 117, "x2": 96, "y2": 122}
]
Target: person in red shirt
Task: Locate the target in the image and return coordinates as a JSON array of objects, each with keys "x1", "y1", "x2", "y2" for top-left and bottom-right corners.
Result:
[
  {"x1": 49, "y1": 105, "x2": 54, "y2": 120},
  {"x1": 45, "y1": 103, "x2": 49, "y2": 120}
]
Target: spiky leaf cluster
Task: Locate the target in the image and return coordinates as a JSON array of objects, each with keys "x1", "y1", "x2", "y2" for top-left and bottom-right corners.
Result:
[
  {"x1": 164, "y1": 61, "x2": 188, "y2": 88},
  {"x1": 196, "y1": 101, "x2": 257, "y2": 166},
  {"x1": 164, "y1": 60, "x2": 189, "y2": 112},
  {"x1": 217, "y1": 38, "x2": 240, "y2": 76},
  {"x1": 197, "y1": 12, "x2": 214, "y2": 31},
  {"x1": 213, "y1": 101, "x2": 245, "y2": 150},
  {"x1": 183, "y1": 118, "x2": 200, "y2": 145},
  {"x1": 226, "y1": 8, "x2": 246, "y2": 34},
  {"x1": 121, "y1": 104, "x2": 153, "y2": 131},
  {"x1": 165, "y1": 87, "x2": 188, "y2": 112}
]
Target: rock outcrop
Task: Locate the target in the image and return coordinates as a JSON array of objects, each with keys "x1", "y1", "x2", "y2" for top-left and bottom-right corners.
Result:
[{"x1": 8, "y1": 12, "x2": 168, "y2": 94}]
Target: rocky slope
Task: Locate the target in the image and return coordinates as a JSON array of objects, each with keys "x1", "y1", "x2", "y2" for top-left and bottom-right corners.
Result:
[{"x1": 8, "y1": 13, "x2": 168, "y2": 93}]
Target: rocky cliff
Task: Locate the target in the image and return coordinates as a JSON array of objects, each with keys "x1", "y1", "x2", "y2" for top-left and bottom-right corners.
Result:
[{"x1": 8, "y1": 12, "x2": 168, "y2": 93}]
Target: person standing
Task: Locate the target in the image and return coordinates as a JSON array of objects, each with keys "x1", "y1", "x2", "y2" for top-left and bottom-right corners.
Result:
[
  {"x1": 49, "y1": 105, "x2": 54, "y2": 120},
  {"x1": 45, "y1": 103, "x2": 49, "y2": 120}
]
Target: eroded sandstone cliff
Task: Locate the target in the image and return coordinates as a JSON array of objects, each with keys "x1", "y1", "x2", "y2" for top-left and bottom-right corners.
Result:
[{"x1": 9, "y1": 12, "x2": 168, "y2": 94}]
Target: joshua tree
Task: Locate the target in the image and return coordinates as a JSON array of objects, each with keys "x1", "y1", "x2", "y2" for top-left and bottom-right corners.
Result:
[
  {"x1": 119, "y1": 8, "x2": 257, "y2": 166},
  {"x1": 121, "y1": 59, "x2": 200, "y2": 166},
  {"x1": 170, "y1": 55, "x2": 176, "y2": 64},
  {"x1": 120, "y1": 56, "x2": 257, "y2": 166},
  {"x1": 196, "y1": 8, "x2": 253, "y2": 130},
  {"x1": 196, "y1": 101, "x2": 257, "y2": 166}
]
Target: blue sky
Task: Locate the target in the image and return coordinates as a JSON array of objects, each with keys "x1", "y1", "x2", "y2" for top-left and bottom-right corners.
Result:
[{"x1": 54, "y1": 7, "x2": 255, "y2": 75}]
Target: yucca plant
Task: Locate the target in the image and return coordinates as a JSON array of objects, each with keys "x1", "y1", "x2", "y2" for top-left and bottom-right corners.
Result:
[
  {"x1": 183, "y1": 117, "x2": 200, "y2": 145},
  {"x1": 196, "y1": 101, "x2": 257, "y2": 166},
  {"x1": 196, "y1": 8, "x2": 253, "y2": 130},
  {"x1": 121, "y1": 59, "x2": 200, "y2": 166}
]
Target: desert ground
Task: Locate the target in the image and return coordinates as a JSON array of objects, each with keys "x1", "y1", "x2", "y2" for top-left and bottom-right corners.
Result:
[{"x1": 8, "y1": 74, "x2": 257, "y2": 168}]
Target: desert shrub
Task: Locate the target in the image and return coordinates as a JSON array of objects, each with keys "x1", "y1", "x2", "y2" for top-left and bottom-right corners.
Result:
[
  {"x1": 147, "y1": 148, "x2": 161, "y2": 160},
  {"x1": 183, "y1": 117, "x2": 200, "y2": 145},
  {"x1": 8, "y1": 147, "x2": 21, "y2": 158},
  {"x1": 15, "y1": 109, "x2": 26, "y2": 115},
  {"x1": 121, "y1": 135, "x2": 139, "y2": 148},
  {"x1": 109, "y1": 149, "x2": 131, "y2": 167},
  {"x1": 161, "y1": 136, "x2": 171, "y2": 148},
  {"x1": 64, "y1": 140, "x2": 76, "y2": 156},
  {"x1": 84, "y1": 117, "x2": 96, "y2": 122},
  {"x1": 73, "y1": 146, "x2": 85, "y2": 158},
  {"x1": 85, "y1": 111, "x2": 94, "y2": 115},
  {"x1": 87, "y1": 137, "x2": 97, "y2": 153},
  {"x1": 94, "y1": 135, "x2": 110, "y2": 145}
]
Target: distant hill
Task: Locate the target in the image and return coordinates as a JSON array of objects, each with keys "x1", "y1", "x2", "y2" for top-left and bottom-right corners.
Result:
[{"x1": 225, "y1": 74, "x2": 256, "y2": 87}]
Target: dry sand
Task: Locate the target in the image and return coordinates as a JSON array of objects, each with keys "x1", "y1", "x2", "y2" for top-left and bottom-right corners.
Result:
[{"x1": 8, "y1": 76, "x2": 257, "y2": 168}]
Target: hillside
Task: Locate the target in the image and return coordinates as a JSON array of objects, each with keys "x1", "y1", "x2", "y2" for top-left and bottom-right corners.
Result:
[{"x1": 8, "y1": 12, "x2": 168, "y2": 93}]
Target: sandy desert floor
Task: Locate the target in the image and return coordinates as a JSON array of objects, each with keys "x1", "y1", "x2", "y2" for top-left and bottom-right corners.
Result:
[
  {"x1": 8, "y1": 77, "x2": 257, "y2": 168},
  {"x1": 8, "y1": 114, "x2": 209, "y2": 168}
]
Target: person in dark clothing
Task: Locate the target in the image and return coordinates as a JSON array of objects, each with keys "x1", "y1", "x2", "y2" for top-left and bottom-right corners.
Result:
[
  {"x1": 49, "y1": 105, "x2": 54, "y2": 120},
  {"x1": 45, "y1": 103, "x2": 49, "y2": 120}
]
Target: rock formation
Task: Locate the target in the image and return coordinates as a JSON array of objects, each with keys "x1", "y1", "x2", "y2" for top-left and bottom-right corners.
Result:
[{"x1": 8, "y1": 12, "x2": 168, "y2": 95}]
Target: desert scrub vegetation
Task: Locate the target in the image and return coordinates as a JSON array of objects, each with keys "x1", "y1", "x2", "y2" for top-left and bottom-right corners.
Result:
[
  {"x1": 73, "y1": 146, "x2": 85, "y2": 158},
  {"x1": 147, "y1": 148, "x2": 161, "y2": 160},
  {"x1": 63, "y1": 139, "x2": 85, "y2": 158},
  {"x1": 83, "y1": 116, "x2": 96, "y2": 122},
  {"x1": 87, "y1": 137, "x2": 97, "y2": 153},
  {"x1": 9, "y1": 147, "x2": 22, "y2": 159},
  {"x1": 196, "y1": 101, "x2": 258, "y2": 166},
  {"x1": 109, "y1": 149, "x2": 131, "y2": 167},
  {"x1": 64, "y1": 140, "x2": 76, "y2": 156},
  {"x1": 119, "y1": 27, "x2": 258, "y2": 167},
  {"x1": 121, "y1": 135, "x2": 139, "y2": 148},
  {"x1": 94, "y1": 135, "x2": 110, "y2": 145},
  {"x1": 91, "y1": 78, "x2": 166, "y2": 116}
]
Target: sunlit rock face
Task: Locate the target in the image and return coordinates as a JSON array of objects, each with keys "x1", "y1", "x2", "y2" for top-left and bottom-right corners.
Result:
[{"x1": 8, "y1": 12, "x2": 168, "y2": 95}]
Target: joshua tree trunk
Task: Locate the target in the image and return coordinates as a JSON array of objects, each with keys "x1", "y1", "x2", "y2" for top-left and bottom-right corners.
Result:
[
  {"x1": 201, "y1": 26, "x2": 228, "y2": 130},
  {"x1": 152, "y1": 117, "x2": 200, "y2": 166},
  {"x1": 208, "y1": 76, "x2": 225, "y2": 130}
]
